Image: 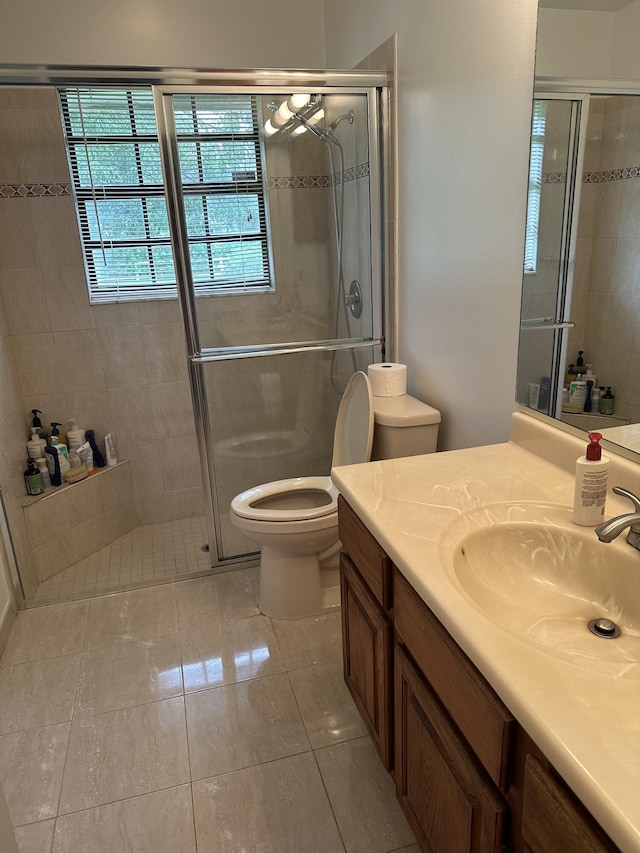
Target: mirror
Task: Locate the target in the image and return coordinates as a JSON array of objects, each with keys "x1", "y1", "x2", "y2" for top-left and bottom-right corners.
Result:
[{"x1": 518, "y1": 0, "x2": 640, "y2": 456}]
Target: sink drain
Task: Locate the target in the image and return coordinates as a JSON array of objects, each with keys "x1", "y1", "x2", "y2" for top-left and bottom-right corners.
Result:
[{"x1": 588, "y1": 618, "x2": 621, "y2": 639}]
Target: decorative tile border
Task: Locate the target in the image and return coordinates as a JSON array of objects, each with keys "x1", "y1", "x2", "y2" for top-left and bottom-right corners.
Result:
[
  {"x1": 543, "y1": 166, "x2": 640, "y2": 185},
  {"x1": 269, "y1": 161, "x2": 370, "y2": 190},
  {"x1": 0, "y1": 182, "x2": 71, "y2": 198},
  {"x1": 584, "y1": 166, "x2": 640, "y2": 183}
]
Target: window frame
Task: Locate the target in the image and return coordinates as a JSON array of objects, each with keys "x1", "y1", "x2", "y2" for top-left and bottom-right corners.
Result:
[{"x1": 58, "y1": 85, "x2": 274, "y2": 303}]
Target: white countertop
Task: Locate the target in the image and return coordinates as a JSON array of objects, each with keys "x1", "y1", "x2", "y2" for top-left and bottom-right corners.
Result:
[{"x1": 332, "y1": 412, "x2": 640, "y2": 853}]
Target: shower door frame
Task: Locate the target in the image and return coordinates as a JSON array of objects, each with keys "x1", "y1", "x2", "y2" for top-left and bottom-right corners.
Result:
[{"x1": 153, "y1": 73, "x2": 390, "y2": 569}]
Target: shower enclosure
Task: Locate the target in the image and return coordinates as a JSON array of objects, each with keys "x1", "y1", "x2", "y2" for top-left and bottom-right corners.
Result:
[
  {"x1": 0, "y1": 67, "x2": 390, "y2": 603},
  {"x1": 154, "y1": 77, "x2": 388, "y2": 565}
]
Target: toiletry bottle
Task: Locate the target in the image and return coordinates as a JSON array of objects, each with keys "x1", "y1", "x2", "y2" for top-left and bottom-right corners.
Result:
[
  {"x1": 576, "y1": 350, "x2": 585, "y2": 373},
  {"x1": 104, "y1": 433, "x2": 118, "y2": 467},
  {"x1": 584, "y1": 364, "x2": 597, "y2": 388},
  {"x1": 85, "y1": 429, "x2": 105, "y2": 468},
  {"x1": 50, "y1": 422, "x2": 66, "y2": 446},
  {"x1": 567, "y1": 375, "x2": 587, "y2": 413},
  {"x1": 45, "y1": 446, "x2": 62, "y2": 487},
  {"x1": 31, "y1": 409, "x2": 48, "y2": 442},
  {"x1": 26, "y1": 427, "x2": 46, "y2": 461},
  {"x1": 573, "y1": 432, "x2": 609, "y2": 526},
  {"x1": 583, "y1": 380, "x2": 593, "y2": 413},
  {"x1": 24, "y1": 459, "x2": 44, "y2": 496},
  {"x1": 35, "y1": 457, "x2": 52, "y2": 489},
  {"x1": 537, "y1": 376, "x2": 551, "y2": 411},
  {"x1": 600, "y1": 387, "x2": 615, "y2": 415},
  {"x1": 66, "y1": 419, "x2": 85, "y2": 468},
  {"x1": 591, "y1": 386, "x2": 601, "y2": 413},
  {"x1": 564, "y1": 363, "x2": 576, "y2": 386}
]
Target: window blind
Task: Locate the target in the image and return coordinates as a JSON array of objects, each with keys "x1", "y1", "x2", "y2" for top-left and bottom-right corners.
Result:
[
  {"x1": 523, "y1": 99, "x2": 548, "y2": 274},
  {"x1": 58, "y1": 87, "x2": 272, "y2": 303}
]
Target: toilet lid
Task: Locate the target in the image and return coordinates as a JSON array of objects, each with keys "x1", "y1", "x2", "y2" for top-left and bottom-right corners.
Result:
[{"x1": 331, "y1": 371, "x2": 374, "y2": 468}]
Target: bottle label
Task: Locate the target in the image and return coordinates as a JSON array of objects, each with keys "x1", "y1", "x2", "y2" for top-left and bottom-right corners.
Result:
[{"x1": 580, "y1": 470, "x2": 607, "y2": 507}]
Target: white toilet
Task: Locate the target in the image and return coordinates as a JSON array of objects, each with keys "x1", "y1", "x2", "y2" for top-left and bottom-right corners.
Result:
[{"x1": 230, "y1": 371, "x2": 441, "y2": 619}]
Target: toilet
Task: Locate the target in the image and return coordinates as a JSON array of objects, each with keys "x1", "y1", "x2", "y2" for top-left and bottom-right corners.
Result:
[{"x1": 230, "y1": 371, "x2": 441, "y2": 619}]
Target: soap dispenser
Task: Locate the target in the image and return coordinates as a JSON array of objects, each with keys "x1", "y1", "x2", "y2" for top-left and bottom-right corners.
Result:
[
  {"x1": 26, "y1": 427, "x2": 46, "y2": 461},
  {"x1": 573, "y1": 432, "x2": 609, "y2": 526},
  {"x1": 31, "y1": 409, "x2": 48, "y2": 441}
]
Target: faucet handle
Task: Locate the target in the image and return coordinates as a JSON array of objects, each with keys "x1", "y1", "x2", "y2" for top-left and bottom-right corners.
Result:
[{"x1": 612, "y1": 486, "x2": 640, "y2": 512}]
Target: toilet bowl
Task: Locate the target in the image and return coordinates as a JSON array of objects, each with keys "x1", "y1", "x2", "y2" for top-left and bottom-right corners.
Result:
[
  {"x1": 231, "y1": 371, "x2": 373, "y2": 619},
  {"x1": 230, "y1": 371, "x2": 441, "y2": 619}
]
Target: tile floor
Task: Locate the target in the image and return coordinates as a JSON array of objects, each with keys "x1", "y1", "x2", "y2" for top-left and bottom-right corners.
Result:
[
  {"x1": 33, "y1": 515, "x2": 255, "y2": 606},
  {"x1": 1, "y1": 567, "x2": 418, "y2": 853}
]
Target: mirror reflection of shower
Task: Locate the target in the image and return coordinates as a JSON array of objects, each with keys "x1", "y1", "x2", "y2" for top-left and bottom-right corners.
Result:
[{"x1": 265, "y1": 95, "x2": 358, "y2": 393}]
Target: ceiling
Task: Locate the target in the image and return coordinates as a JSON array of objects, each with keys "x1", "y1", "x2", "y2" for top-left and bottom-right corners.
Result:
[{"x1": 539, "y1": 0, "x2": 632, "y2": 9}]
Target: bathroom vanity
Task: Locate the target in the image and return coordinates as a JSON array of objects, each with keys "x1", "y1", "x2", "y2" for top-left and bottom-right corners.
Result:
[{"x1": 333, "y1": 411, "x2": 640, "y2": 853}]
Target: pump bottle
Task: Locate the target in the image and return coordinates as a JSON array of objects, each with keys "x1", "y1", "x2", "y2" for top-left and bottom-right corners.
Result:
[{"x1": 573, "y1": 432, "x2": 609, "y2": 526}]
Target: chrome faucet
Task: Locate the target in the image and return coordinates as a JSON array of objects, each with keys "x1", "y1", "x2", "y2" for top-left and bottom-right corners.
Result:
[{"x1": 595, "y1": 486, "x2": 640, "y2": 550}]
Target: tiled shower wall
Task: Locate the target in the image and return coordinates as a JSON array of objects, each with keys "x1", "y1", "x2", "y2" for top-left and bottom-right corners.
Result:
[
  {"x1": 0, "y1": 85, "x2": 371, "y2": 596},
  {"x1": 570, "y1": 96, "x2": 640, "y2": 423}
]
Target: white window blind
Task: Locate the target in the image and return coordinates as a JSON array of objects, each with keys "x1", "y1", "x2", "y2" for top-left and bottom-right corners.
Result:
[
  {"x1": 58, "y1": 87, "x2": 272, "y2": 303},
  {"x1": 524, "y1": 99, "x2": 548, "y2": 275}
]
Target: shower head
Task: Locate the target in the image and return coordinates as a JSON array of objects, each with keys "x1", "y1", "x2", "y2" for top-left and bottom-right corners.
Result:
[{"x1": 292, "y1": 112, "x2": 330, "y2": 141}]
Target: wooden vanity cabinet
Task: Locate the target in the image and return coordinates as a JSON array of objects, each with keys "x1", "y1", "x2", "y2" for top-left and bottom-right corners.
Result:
[
  {"x1": 338, "y1": 498, "x2": 620, "y2": 853},
  {"x1": 393, "y1": 570, "x2": 512, "y2": 853},
  {"x1": 338, "y1": 496, "x2": 393, "y2": 769}
]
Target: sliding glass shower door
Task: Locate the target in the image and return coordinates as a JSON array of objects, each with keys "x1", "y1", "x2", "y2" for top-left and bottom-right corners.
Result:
[{"x1": 154, "y1": 80, "x2": 387, "y2": 565}]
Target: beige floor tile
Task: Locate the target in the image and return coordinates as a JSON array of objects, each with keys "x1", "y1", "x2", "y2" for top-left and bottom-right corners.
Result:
[
  {"x1": 180, "y1": 615, "x2": 284, "y2": 693},
  {"x1": 52, "y1": 785, "x2": 196, "y2": 853},
  {"x1": 84, "y1": 584, "x2": 178, "y2": 649},
  {"x1": 271, "y1": 611, "x2": 343, "y2": 670},
  {"x1": 315, "y1": 737, "x2": 415, "y2": 853},
  {"x1": 185, "y1": 672, "x2": 310, "y2": 780},
  {"x1": 0, "y1": 723, "x2": 70, "y2": 825},
  {"x1": 0, "y1": 656, "x2": 80, "y2": 734},
  {"x1": 192, "y1": 753, "x2": 345, "y2": 853},
  {"x1": 59, "y1": 697, "x2": 190, "y2": 813},
  {"x1": 1, "y1": 601, "x2": 88, "y2": 665},
  {"x1": 14, "y1": 819, "x2": 55, "y2": 853},
  {"x1": 75, "y1": 633, "x2": 183, "y2": 718},
  {"x1": 289, "y1": 660, "x2": 367, "y2": 749},
  {"x1": 175, "y1": 568, "x2": 259, "y2": 630}
]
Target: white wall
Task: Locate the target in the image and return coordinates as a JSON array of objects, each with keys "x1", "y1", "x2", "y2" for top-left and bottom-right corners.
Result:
[
  {"x1": 611, "y1": 0, "x2": 640, "y2": 79},
  {"x1": 535, "y1": 10, "x2": 613, "y2": 78},
  {"x1": 325, "y1": 0, "x2": 539, "y2": 448},
  {"x1": 0, "y1": 0, "x2": 326, "y2": 68},
  {"x1": 536, "y1": 3, "x2": 640, "y2": 81}
]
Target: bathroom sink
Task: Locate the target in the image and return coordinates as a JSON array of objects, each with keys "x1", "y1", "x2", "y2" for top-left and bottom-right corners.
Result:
[{"x1": 441, "y1": 503, "x2": 640, "y2": 676}]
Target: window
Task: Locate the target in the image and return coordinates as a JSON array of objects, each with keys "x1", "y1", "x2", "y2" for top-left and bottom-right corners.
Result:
[
  {"x1": 523, "y1": 99, "x2": 548, "y2": 275},
  {"x1": 59, "y1": 87, "x2": 272, "y2": 303}
]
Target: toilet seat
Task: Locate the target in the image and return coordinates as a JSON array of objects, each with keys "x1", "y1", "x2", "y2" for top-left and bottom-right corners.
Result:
[{"x1": 231, "y1": 476, "x2": 338, "y2": 523}]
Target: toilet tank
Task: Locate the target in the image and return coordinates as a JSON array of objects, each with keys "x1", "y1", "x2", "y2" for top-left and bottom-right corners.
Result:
[{"x1": 371, "y1": 394, "x2": 441, "y2": 460}]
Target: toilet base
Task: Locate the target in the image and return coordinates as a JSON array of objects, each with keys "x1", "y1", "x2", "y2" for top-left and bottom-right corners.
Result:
[{"x1": 258, "y1": 546, "x2": 340, "y2": 619}]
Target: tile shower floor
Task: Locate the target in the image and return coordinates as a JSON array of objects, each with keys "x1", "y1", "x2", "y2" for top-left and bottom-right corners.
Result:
[
  {"x1": 1, "y1": 568, "x2": 418, "y2": 853},
  {"x1": 33, "y1": 515, "x2": 254, "y2": 605}
]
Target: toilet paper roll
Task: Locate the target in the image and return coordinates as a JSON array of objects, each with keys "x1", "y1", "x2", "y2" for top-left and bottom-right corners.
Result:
[{"x1": 367, "y1": 363, "x2": 408, "y2": 397}]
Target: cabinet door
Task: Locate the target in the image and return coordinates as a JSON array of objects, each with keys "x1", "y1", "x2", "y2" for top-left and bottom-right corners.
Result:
[
  {"x1": 521, "y1": 755, "x2": 618, "y2": 853},
  {"x1": 395, "y1": 645, "x2": 508, "y2": 853},
  {"x1": 340, "y1": 552, "x2": 393, "y2": 769}
]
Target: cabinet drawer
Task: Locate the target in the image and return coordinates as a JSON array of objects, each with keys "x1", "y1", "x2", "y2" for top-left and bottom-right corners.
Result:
[
  {"x1": 394, "y1": 569, "x2": 514, "y2": 790},
  {"x1": 522, "y1": 755, "x2": 618, "y2": 853},
  {"x1": 338, "y1": 496, "x2": 392, "y2": 611}
]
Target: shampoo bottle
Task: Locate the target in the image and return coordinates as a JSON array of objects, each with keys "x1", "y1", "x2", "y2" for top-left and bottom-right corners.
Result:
[{"x1": 573, "y1": 432, "x2": 609, "y2": 526}]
